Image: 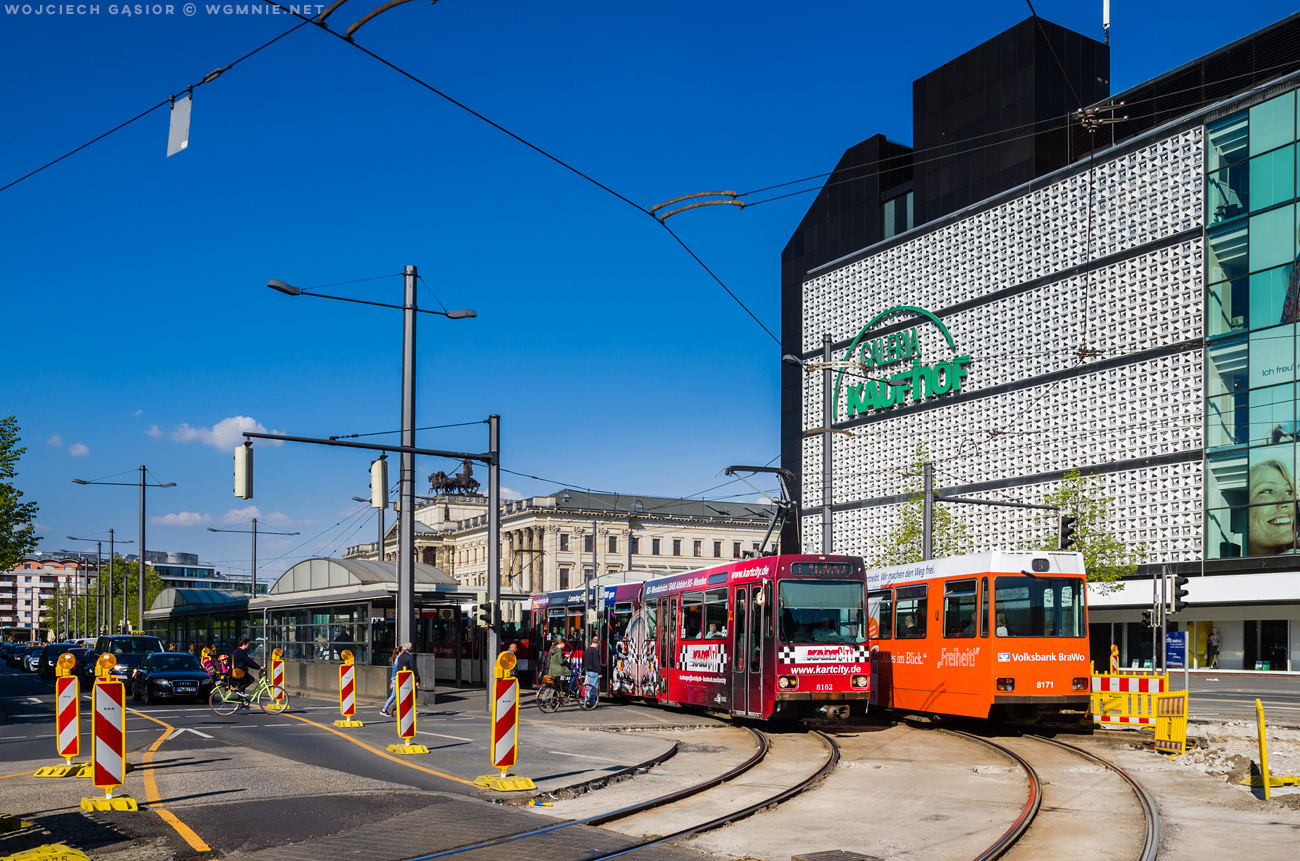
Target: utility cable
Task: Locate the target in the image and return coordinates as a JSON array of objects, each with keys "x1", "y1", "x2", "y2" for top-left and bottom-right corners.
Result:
[{"x1": 331, "y1": 419, "x2": 487, "y2": 440}]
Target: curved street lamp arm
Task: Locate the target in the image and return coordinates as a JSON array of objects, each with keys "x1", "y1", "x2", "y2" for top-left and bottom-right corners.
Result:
[
  {"x1": 346, "y1": 0, "x2": 425, "y2": 38},
  {"x1": 650, "y1": 190, "x2": 738, "y2": 215},
  {"x1": 655, "y1": 199, "x2": 745, "y2": 223}
]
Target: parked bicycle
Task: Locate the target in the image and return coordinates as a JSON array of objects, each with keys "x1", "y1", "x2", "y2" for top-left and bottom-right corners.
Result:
[
  {"x1": 209, "y1": 671, "x2": 289, "y2": 716},
  {"x1": 535, "y1": 674, "x2": 597, "y2": 713}
]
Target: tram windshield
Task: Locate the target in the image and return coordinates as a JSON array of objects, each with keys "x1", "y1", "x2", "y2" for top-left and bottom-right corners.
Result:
[
  {"x1": 993, "y1": 576, "x2": 1085, "y2": 638},
  {"x1": 777, "y1": 580, "x2": 867, "y2": 644}
]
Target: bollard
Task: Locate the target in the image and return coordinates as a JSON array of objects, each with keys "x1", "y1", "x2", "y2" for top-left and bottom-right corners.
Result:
[
  {"x1": 473, "y1": 651, "x2": 534, "y2": 791},
  {"x1": 270, "y1": 648, "x2": 285, "y2": 705},
  {"x1": 80, "y1": 655, "x2": 137, "y2": 812},
  {"x1": 385, "y1": 669, "x2": 427, "y2": 754},
  {"x1": 34, "y1": 655, "x2": 86, "y2": 779},
  {"x1": 334, "y1": 649, "x2": 363, "y2": 728}
]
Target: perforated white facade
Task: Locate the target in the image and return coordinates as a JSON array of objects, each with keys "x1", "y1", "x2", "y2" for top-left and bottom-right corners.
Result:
[{"x1": 799, "y1": 128, "x2": 1206, "y2": 564}]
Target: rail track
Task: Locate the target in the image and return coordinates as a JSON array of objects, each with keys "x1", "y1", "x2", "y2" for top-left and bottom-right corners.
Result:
[
  {"x1": 399, "y1": 726, "x2": 838, "y2": 861},
  {"x1": 945, "y1": 728, "x2": 1160, "y2": 861}
]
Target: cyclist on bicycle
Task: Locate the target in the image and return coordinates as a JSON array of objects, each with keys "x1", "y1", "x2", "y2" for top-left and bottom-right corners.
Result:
[
  {"x1": 232, "y1": 637, "x2": 261, "y2": 697},
  {"x1": 546, "y1": 639, "x2": 570, "y2": 692}
]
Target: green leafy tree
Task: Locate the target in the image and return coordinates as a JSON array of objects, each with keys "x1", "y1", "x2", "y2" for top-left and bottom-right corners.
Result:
[
  {"x1": 62, "y1": 556, "x2": 168, "y2": 634},
  {"x1": 872, "y1": 443, "x2": 971, "y2": 566},
  {"x1": 1032, "y1": 469, "x2": 1147, "y2": 592},
  {"x1": 0, "y1": 416, "x2": 41, "y2": 570}
]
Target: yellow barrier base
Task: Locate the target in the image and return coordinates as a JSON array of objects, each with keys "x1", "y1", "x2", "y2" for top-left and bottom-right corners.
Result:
[
  {"x1": 0, "y1": 844, "x2": 91, "y2": 861},
  {"x1": 33, "y1": 763, "x2": 88, "y2": 779},
  {"x1": 473, "y1": 774, "x2": 536, "y2": 791},
  {"x1": 78, "y1": 796, "x2": 137, "y2": 813},
  {"x1": 385, "y1": 744, "x2": 429, "y2": 755},
  {"x1": 333, "y1": 719, "x2": 365, "y2": 728},
  {"x1": 74, "y1": 763, "x2": 132, "y2": 780},
  {"x1": 1239, "y1": 775, "x2": 1300, "y2": 787},
  {"x1": 0, "y1": 815, "x2": 35, "y2": 833}
]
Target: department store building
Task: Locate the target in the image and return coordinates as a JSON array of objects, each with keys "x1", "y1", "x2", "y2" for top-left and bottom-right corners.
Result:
[{"x1": 782, "y1": 14, "x2": 1300, "y2": 672}]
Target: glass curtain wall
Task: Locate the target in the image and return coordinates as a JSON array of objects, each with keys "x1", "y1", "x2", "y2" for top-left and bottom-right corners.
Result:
[
  {"x1": 263, "y1": 603, "x2": 370, "y2": 664},
  {"x1": 1206, "y1": 90, "x2": 1300, "y2": 561}
]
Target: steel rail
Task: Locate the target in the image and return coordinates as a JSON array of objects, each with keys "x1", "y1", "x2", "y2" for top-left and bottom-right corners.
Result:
[
  {"x1": 940, "y1": 729, "x2": 1043, "y2": 861},
  {"x1": 400, "y1": 726, "x2": 770, "y2": 861},
  {"x1": 1023, "y1": 733, "x2": 1160, "y2": 861}
]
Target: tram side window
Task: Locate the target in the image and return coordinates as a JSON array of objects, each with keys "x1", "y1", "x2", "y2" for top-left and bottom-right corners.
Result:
[
  {"x1": 894, "y1": 585, "x2": 927, "y2": 638},
  {"x1": 868, "y1": 590, "x2": 892, "y2": 639},
  {"x1": 681, "y1": 591, "x2": 704, "y2": 640},
  {"x1": 994, "y1": 576, "x2": 1085, "y2": 637},
  {"x1": 702, "y1": 588, "x2": 728, "y2": 639},
  {"x1": 750, "y1": 584, "x2": 765, "y2": 673},
  {"x1": 734, "y1": 591, "x2": 747, "y2": 671},
  {"x1": 980, "y1": 577, "x2": 990, "y2": 638},
  {"x1": 943, "y1": 579, "x2": 977, "y2": 638}
]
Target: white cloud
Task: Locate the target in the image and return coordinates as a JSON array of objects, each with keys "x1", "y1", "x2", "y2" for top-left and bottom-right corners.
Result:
[
  {"x1": 220, "y1": 506, "x2": 312, "y2": 528},
  {"x1": 68, "y1": 443, "x2": 89, "y2": 457},
  {"x1": 46, "y1": 434, "x2": 63, "y2": 447},
  {"x1": 33, "y1": 523, "x2": 52, "y2": 534},
  {"x1": 134, "y1": 410, "x2": 142, "y2": 416},
  {"x1": 150, "y1": 511, "x2": 212, "y2": 527},
  {"x1": 155, "y1": 416, "x2": 284, "y2": 451},
  {"x1": 222, "y1": 505, "x2": 260, "y2": 524},
  {"x1": 500, "y1": 486, "x2": 524, "y2": 501}
]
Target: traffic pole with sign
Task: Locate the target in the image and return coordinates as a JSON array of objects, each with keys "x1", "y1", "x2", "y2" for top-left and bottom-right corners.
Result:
[
  {"x1": 473, "y1": 651, "x2": 534, "y2": 791},
  {"x1": 81, "y1": 655, "x2": 137, "y2": 811},
  {"x1": 385, "y1": 669, "x2": 428, "y2": 754},
  {"x1": 334, "y1": 649, "x2": 363, "y2": 728},
  {"x1": 34, "y1": 654, "x2": 86, "y2": 778}
]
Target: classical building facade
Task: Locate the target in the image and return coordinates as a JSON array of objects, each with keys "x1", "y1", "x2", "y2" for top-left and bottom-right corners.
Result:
[{"x1": 344, "y1": 490, "x2": 779, "y2": 593}]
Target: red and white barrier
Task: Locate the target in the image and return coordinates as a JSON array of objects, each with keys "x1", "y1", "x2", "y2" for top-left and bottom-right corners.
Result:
[
  {"x1": 1091, "y1": 674, "x2": 1167, "y2": 725},
  {"x1": 271, "y1": 658, "x2": 284, "y2": 701},
  {"x1": 338, "y1": 664, "x2": 355, "y2": 717},
  {"x1": 92, "y1": 680, "x2": 126, "y2": 792},
  {"x1": 395, "y1": 669, "x2": 416, "y2": 739},
  {"x1": 56, "y1": 676, "x2": 80, "y2": 764},
  {"x1": 491, "y1": 679, "x2": 519, "y2": 772}
]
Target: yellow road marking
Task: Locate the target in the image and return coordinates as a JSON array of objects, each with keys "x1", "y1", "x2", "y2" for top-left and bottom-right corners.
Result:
[
  {"x1": 284, "y1": 713, "x2": 475, "y2": 785},
  {"x1": 0, "y1": 770, "x2": 35, "y2": 779},
  {"x1": 130, "y1": 710, "x2": 213, "y2": 853}
]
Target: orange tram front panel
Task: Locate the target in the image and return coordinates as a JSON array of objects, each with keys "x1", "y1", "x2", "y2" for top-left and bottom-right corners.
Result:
[{"x1": 866, "y1": 551, "x2": 1091, "y2": 723}]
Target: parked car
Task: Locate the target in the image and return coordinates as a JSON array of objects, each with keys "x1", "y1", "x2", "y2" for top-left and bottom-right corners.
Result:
[
  {"x1": 130, "y1": 652, "x2": 213, "y2": 705},
  {"x1": 38, "y1": 644, "x2": 88, "y2": 680},
  {"x1": 5, "y1": 643, "x2": 36, "y2": 669},
  {"x1": 22, "y1": 646, "x2": 43, "y2": 672},
  {"x1": 82, "y1": 635, "x2": 166, "y2": 684}
]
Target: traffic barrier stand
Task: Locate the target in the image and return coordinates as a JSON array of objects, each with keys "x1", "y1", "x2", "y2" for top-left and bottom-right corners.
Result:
[
  {"x1": 271, "y1": 650, "x2": 285, "y2": 707},
  {"x1": 1239, "y1": 698, "x2": 1300, "y2": 796},
  {"x1": 79, "y1": 658, "x2": 137, "y2": 813},
  {"x1": 334, "y1": 650, "x2": 363, "y2": 728},
  {"x1": 0, "y1": 814, "x2": 35, "y2": 833},
  {"x1": 1090, "y1": 672, "x2": 1167, "y2": 726},
  {"x1": 36, "y1": 657, "x2": 86, "y2": 778},
  {"x1": 473, "y1": 654, "x2": 535, "y2": 791},
  {"x1": 0, "y1": 845, "x2": 91, "y2": 860},
  {"x1": 385, "y1": 669, "x2": 427, "y2": 754},
  {"x1": 1153, "y1": 690, "x2": 1189, "y2": 754}
]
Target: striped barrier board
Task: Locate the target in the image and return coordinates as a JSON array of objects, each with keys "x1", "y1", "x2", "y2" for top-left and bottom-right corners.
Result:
[
  {"x1": 1091, "y1": 673, "x2": 1167, "y2": 725},
  {"x1": 339, "y1": 664, "x2": 356, "y2": 717},
  {"x1": 92, "y1": 680, "x2": 125, "y2": 791},
  {"x1": 57, "y1": 676, "x2": 80, "y2": 762},
  {"x1": 396, "y1": 670, "x2": 415, "y2": 738},
  {"x1": 492, "y1": 679, "x2": 519, "y2": 771},
  {"x1": 271, "y1": 659, "x2": 284, "y2": 701}
]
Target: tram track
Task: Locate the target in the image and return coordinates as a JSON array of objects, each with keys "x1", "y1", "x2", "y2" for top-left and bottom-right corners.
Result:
[
  {"x1": 945, "y1": 728, "x2": 1159, "y2": 861},
  {"x1": 398, "y1": 726, "x2": 838, "y2": 861}
]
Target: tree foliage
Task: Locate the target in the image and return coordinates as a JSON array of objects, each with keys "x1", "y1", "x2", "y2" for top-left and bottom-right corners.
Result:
[
  {"x1": 0, "y1": 416, "x2": 41, "y2": 571},
  {"x1": 1032, "y1": 469, "x2": 1147, "y2": 591},
  {"x1": 871, "y1": 443, "x2": 972, "y2": 567},
  {"x1": 52, "y1": 556, "x2": 167, "y2": 636}
]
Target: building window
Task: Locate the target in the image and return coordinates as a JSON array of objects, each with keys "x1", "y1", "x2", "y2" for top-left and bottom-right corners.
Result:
[
  {"x1": 559, "y1": 568, "x2": 569, "y2": 589},
  {"x1": 713, "y1": 540, "x2": 722, "y2": 558},
  {"x1": 630, "y1": 536, "x2": 640, "y2": 555},
  {"x1": 672, "y1": 539, "x2": 681, "y2": 556},
  {"x1": 559, "y1": 534, "x2": 569, "y2": 552},
  {"x1": 693, "y1": 540, "x2": 702, "y2": 557},
  {"x1": 652, "y1": 538, "x2": 661, "y2": 555},
  {"x1": 733, "y1": 541, "x2": 741, "y2": 558},
  {"x1": 608, "y1": 536, "x2": 617, "y2": 554},
  {"x1": 583, "y1": 568, "x2": 593, "y2": 580},
  {"x1": 584, "y1": 535, "x2": 594, "y2": 553},
  {"x1": 882, "y1": 191, "x2": 914, "y2": 240}
]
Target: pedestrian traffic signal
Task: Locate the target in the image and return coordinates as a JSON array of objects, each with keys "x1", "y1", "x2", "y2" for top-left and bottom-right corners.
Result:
[
  {"x1": 234, "y1": 443, "x2": 253, "y2": 499},
  {"x1": 1168, "y1": 574, "x2": 1190, "y2": 614},
  {"x1": 1141, "y1": 609, "x2": 1152, "y2": 629},
  {"x1": 477, "y1": 601, "x2": 494, "y2": 629},
  {"x1": 369, "y1": 456, "x2": 387, "y2": 509},
  {"x1": 1058, "y1": 515, "x2": 1077, "y2": 550}
]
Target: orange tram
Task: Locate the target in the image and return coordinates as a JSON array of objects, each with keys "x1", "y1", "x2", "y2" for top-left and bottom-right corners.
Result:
[{"x1": 867, "y1": 551, "x2": 1091, "y2": 723}]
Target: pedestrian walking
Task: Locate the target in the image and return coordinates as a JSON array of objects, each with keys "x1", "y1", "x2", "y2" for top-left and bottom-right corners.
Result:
[
  {"x1": 383, "y1": 643, "x2": 420, "y2": 715},
  {"x1": 1207, "y1": 628, "x2": 1221, "y2": 669},
  {"x1": 380, "y1": 647, "x2": 401, "y2": 716},
  {"x1": 581, "y1": 637, "x2": 603, "y2": 708}
]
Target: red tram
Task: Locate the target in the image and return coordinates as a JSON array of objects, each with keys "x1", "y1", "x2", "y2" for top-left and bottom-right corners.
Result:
[
  {"x1": 867, "y1": 551, "x2": 1091, "y2": 723},
  {"x1": 530, "y1": 554, "x2": 870, "y2": 720}
]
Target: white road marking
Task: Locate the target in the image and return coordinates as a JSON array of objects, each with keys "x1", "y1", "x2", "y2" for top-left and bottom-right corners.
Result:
[
  {"x1": 417, "y1": 731, "x2": 473, "y2": 742},
  {"x1": 0, "y1": 736, "x2": 28, "y2": 740},
  {"x1": 546, "y1": 751, "x2": 626, "y2": 763},
  {"x1": 167, "y1": 728, "x2": 214, "y2": 740},
  {"x1": 27, "y1": 698, "x2": 41, "y2": 704}
]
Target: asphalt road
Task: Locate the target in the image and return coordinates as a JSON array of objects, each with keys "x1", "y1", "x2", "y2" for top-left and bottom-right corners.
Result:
[{"x1": 1165, "y1": 672, "x2": 1300, "y2": 721}]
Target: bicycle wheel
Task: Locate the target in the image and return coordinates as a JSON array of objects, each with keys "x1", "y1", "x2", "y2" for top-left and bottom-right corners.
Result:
[
  {"x1": 536, "y1": 686, "x2": 560, "y2": 713},
  {"x1": 259, "y1": 685, "x2": 289, "y2": 714},
  {"x1": 209, "y1": 686, "x2": 239, "y2": 717},
  {"x1": 578, "y1": 683, "x2": 598, "y2": 711}
]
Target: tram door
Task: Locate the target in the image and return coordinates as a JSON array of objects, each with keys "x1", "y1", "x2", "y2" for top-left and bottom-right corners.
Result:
[
  {"x1": 748, "y1": 584, "x2": 765, "y2": 716},
  {"x1": 731, "y1": 586, "x2": 751, "y2": 716},
  {"x1": 660, "y1": 598, "x2": 677, "y2": 702}
]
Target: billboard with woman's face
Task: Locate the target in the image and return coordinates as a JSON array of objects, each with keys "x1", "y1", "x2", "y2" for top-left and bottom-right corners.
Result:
[{"x1": 1207, "y1": 445, "x2": 1300, "y2": 558}]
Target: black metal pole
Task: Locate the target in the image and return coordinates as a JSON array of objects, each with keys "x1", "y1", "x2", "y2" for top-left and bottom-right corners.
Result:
[
  {"x1": 138, "y1": 465, "x2": 146, "y2": 633},
  {"x1": 398, "y1": 265, "x2": 417, "y2": 650}
]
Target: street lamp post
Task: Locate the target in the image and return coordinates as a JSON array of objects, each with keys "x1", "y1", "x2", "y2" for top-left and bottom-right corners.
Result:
[
  {"x1": 67, "y1": 537, "x2": 104, "y2": 639},
  {"x1": 352, "y1": 497, "x2": 385, "y2": 560},
  {"x1": 268, "y1": 268, "x2": 475, "y2": 648},
  {"x1": 206, "y1": 518, "x2": 298, "y2": 597},
  {"x1": 72, "y1": 470, "x2": 170, "y2": 633}
]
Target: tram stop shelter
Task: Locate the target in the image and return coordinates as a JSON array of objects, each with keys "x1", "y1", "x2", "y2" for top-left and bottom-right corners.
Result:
[{"x1": 144, "y1": 588, "x2": 252, "y2": 654}]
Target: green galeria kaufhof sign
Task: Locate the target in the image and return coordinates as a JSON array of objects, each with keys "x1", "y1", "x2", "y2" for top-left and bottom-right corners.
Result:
[{"x1": 832, "y1": 305, "x2": 972, "y2": 422}]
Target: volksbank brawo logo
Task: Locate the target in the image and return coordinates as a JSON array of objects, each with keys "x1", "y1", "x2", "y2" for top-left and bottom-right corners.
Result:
[{"x1": 832, "y1": 305, "x2": 972, "y2": 422}]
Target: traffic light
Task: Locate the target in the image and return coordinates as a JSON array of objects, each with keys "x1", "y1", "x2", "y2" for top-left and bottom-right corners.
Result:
[
  {"x1": 1058, "y1": 515, "x2": 1077, "y2": 550},
  {"x1": 1168, "y1": 574, "x2": 1190, "y2": 614},
  {"x1": 1141, "y1": 609, "x2": 1153, "y2": 629},
  {"x1": 369, "y1": 456, "x2": 388, "y2": 509},
  {"x1": 476, "y1": 596, "x2": 494, "y2": 629},
  {"x1": 234, "y1": 443, "x2": 253, "y2": 499}
]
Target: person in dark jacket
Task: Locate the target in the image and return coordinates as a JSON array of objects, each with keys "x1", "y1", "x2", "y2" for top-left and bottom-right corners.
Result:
[
  {"x1": 232, "y1": 637, "x2": 261, "y2": 695},
  {"x1": 581, "y1": 637, "x2": 603, "y2": 708}
]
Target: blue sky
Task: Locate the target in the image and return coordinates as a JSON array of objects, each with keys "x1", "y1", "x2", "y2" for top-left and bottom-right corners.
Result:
[{"x1": 3, "y1": 0, "x2": 1296, "y2": 580}]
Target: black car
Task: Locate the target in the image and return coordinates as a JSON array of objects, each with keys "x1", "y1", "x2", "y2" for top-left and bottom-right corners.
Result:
[
  {"x1": 82, "y1": 635, "x2": 166, "y2": 685},
  {"x1": 19, "y1": 645, "x2": 43, "y2": 672},
  {"x1": 130, "y1": 652, "x2": 212, "y2": 704},
  {"x1": 5, "y1": 643, "x2": 35, "y2": 669},
  {"x1": 38, "y1": 644, "x2": 88, "y2": 680}
]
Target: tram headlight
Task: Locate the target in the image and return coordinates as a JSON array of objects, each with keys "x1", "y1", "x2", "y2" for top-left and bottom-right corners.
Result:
[
  {"x1": 777, "y1": 675, "x2": 798, "y2": 691},
  {"x1": 996, "y1": 677, "x2": 1015, "y2": 692},
  {"x1": 851, "y1": 675, "x2": 869, "y2": 688},
  {"x1": 1072, "y1": 677, "x2": 1089, "y2": 691}
]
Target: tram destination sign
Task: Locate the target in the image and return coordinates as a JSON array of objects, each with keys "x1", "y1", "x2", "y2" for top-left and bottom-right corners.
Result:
[{"x1": 832, "y1": 305, "x2": 972, "y2": 422}]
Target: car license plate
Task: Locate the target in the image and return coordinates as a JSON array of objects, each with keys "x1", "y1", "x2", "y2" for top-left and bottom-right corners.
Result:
[{"x1": 175, "y1": 684, "x2": 196, "y2": 692}]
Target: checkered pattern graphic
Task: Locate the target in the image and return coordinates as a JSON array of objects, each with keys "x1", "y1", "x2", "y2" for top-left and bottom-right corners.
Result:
[
  {"x1": 679, "y1": 643, "x2": 727, "y2": 671},
  {"x1": 778, "y1": 644, "x2": 871, "y2": 664}
]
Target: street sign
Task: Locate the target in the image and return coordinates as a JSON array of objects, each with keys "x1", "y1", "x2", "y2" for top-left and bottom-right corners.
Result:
[{"x1": 1165, "y1": 631, "x2": 1187, "y2": 670}]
